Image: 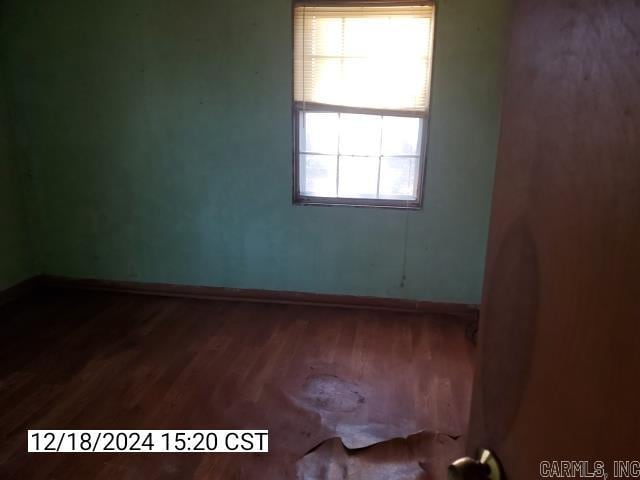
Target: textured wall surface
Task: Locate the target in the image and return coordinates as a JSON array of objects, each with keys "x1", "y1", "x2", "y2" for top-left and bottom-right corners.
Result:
[
  {"x1": 2, "y1": 0, "x2": 508, "y2": 303},
  {"x1": 0, "y1": 54, "x2": 33, "y2": 290}
]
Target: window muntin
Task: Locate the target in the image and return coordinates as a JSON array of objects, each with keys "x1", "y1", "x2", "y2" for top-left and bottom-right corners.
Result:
[{"x1": 293, "y1": 2, "x2": 435, "y2": 207}]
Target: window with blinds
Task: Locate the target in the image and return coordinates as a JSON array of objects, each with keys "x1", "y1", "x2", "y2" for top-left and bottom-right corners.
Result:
[{"x1": 293, "y1": 1, "x2": 435, "y2": 207}]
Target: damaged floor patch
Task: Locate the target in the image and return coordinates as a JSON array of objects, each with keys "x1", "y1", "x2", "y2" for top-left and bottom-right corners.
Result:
[
  {"x1": 296, "y1": 431, "x2": 464, "y2": 480},
  {"x1": 300, "y1": 374, "x2": 366, "y2": 413}
]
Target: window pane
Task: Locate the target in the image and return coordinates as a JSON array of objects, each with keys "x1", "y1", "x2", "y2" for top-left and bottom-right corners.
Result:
[
  {"x1": 339, "y1": 114, "x2": 381, "y2": 156},
  {"x1": 312, "y1": 17, "x2": 343, "y2": 56},
  {"x1": 379, "y1": 156, "x2": 419, "y2": 199},
  {"x1": 338, "y1": 156, "x2": 379, "y2": 198},
  {"x1": 307, "y1": 57, "x2": 344, "y2": 106},
  {"x1": 343, "y1": 17, "x2": 431, "y2": 59},
  {"x1": 382, "y1": 116, "x2": 421, "y2": 155},
  {"x1": 297, "y1": 111, "x2": 424, "y2": 204},
  {"x1": 340, "y1": 58, "x2": 429, "y2": 112},
  {"x1": 294, "y1": 5, "x2": 435, "y2": 112},
  {"x1": 300, "y1": 112, "x2": 339, "y2": 154},
  {"x1": 300, "y1": 154, "x2": 337, "y2": 197}
]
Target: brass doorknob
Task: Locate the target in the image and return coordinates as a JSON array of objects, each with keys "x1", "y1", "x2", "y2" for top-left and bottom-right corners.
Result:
[{"x1": 448, "y1": 449, "x2": 502, "y2": 480}]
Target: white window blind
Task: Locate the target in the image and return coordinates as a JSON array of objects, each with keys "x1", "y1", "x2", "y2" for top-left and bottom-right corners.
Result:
[{"x1": 293, "y1": 2, "x2": 435, "y2": 114}]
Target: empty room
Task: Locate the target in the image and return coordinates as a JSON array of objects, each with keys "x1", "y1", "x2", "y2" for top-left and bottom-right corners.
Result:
[{"x1": 0, "y1": 0, "x2": 638, "y2": 479}]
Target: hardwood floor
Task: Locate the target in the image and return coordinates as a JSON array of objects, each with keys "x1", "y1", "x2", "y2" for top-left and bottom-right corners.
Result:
[{"x1": 0, "y1": 290, "x2": 474, "y2": 479}]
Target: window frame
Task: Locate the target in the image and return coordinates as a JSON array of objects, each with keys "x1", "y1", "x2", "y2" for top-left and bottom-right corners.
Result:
[{"x1": 291, "y1": 0, "x2": 436, "y2": 210}]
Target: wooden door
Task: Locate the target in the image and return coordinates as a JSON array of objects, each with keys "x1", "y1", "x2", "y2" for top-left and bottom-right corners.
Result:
[{"x1": 467, "y1": 0, "x2": 640, "y2": 478}]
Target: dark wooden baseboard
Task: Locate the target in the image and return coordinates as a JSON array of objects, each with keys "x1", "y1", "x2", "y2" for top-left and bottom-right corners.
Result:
[
  {"x1": 0, "y1": 276, "x2": 43, "y2": 306},
  {"x1": 37, "y1": 275, "x2": 479, "y2": 321}
]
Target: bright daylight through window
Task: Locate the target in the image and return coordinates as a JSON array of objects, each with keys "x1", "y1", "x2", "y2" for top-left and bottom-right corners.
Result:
[{"x1": 293, "y1": 1, "x2": 435, "y2": 207}]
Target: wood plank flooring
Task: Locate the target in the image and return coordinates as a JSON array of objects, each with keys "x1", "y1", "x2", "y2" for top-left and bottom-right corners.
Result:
[{"x1": 0, "y1": 290, "x2": 474, "y2": 479}]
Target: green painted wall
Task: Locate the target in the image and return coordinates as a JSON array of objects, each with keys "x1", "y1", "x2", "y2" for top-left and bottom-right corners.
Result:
[
  {"x1": 2, "y1": 0, "x2": 507, "y2": 303},
  {"x1": 0, "y1": 54, "x2": 33, "y2": 290}
]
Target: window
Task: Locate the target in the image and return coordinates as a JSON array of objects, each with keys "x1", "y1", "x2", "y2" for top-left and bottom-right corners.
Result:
[{"x1": 293, "y1": 1, "x2": 435, "y2": 208}]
